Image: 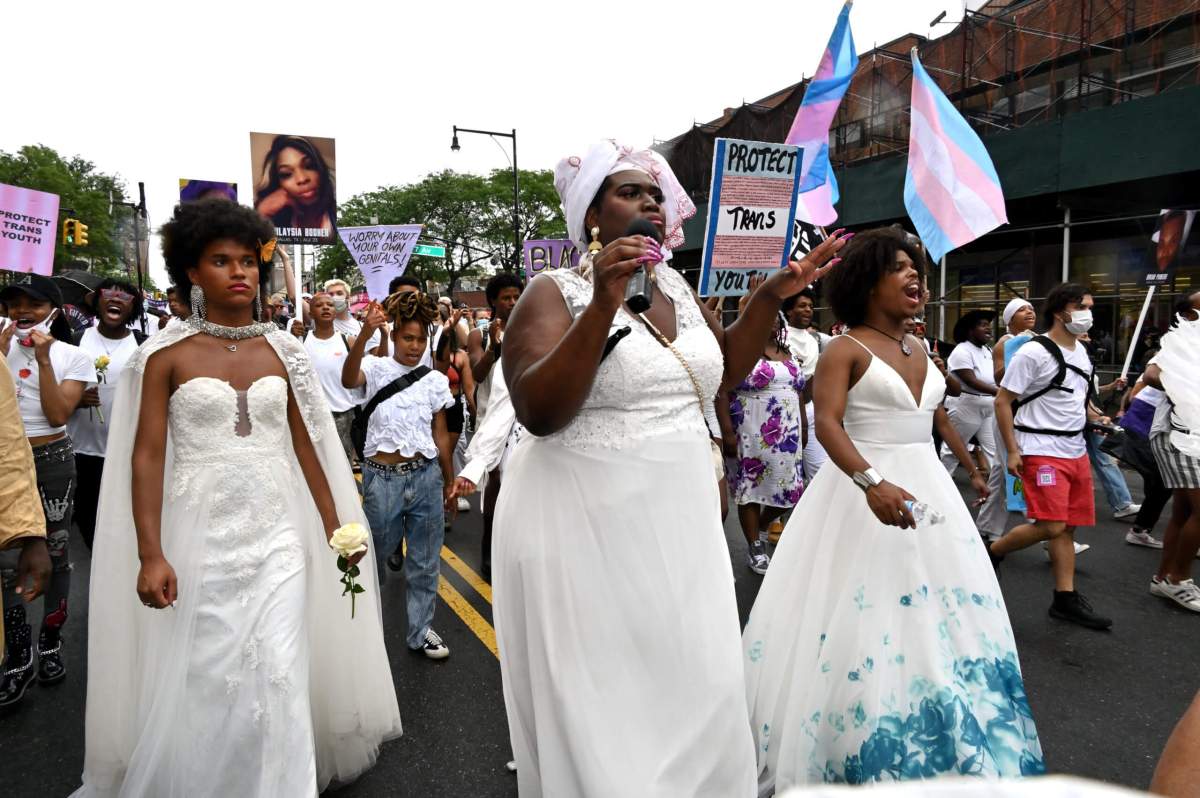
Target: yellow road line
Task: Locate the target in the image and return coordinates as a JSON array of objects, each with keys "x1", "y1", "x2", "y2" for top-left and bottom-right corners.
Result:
[
  {"x1": 437, "y1": 575, "x2": 498, "y2": 658},
  {"x1": 440, "y1": 545, "x2": 493, "y2": 604}
]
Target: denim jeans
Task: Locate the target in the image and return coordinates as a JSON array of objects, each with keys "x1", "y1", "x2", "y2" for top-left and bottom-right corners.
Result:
[
  {"x1": 362, "y1": 459, "x2": 444, "y2": 649},
  {"x1": 1086, "y1": 431, "x2": 1132, "y2": 512}
]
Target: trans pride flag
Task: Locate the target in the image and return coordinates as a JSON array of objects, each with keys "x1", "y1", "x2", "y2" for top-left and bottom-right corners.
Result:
[
  {"x1": 785, "y1": 0, "x2": 857, "y2": 227},
  {"x1": 904, "y1": 48, "x2": 1008, "y2": 262}
]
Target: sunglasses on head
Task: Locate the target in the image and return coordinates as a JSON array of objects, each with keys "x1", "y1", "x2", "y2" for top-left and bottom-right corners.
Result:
[{"x1": 100, "y1": 288, "x2": 135, "y2": 302}]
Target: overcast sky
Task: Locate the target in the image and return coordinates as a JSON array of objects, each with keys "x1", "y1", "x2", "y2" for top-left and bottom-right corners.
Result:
[{"x1": 4, "y1": 0, "x2": 967, "y2": 287}]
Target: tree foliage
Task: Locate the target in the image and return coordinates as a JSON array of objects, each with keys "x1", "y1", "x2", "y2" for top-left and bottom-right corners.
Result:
[
  {"x1": 0, "y1": 144, "x2": 140, "y2": 281},
  {"x1": 315, "y1": 168, "x2": 566, "y2": 297}
]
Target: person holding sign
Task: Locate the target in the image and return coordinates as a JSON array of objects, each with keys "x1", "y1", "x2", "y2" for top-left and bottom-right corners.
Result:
[
  {"x1": 494, "y1": 139, "x2": 846, "y2": 796},
  {"x1": 340, "y1": 292, "x2": 458, "y2": 659}
]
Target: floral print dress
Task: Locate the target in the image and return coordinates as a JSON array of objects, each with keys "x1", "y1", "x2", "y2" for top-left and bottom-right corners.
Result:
[{"x1": 730, "y1": 357, "x2": 805, "y2": 508}]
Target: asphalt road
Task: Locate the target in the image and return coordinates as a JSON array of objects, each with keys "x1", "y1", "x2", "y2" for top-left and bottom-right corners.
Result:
[{"x1": 4, "y1": 467, "x2": 1198, "y2": 796}]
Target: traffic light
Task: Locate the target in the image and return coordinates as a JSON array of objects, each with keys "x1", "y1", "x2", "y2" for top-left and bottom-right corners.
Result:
[
  {"x1": 61, "y1": 218, "x2": 76, "y2": 246},
  {"x1": 76, "y1": 221, "x2": 89, "y2": 246}
]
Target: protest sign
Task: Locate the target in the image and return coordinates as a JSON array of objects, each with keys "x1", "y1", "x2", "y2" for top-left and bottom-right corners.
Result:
[
  {"x1": 179, "y1": 179, "x2": 237, "y2": 203},
  {"x1": 337, "y1": 225, "x2": 423, "y2": 300},
  {"x1": 699, "y1": 138, "x2": 804, "y2": 296},
  {"x1": 523, "y1": 239, "x2": 580, "y2": 280},
  {"x1": 1146, "y1": 208, "x2": 1194, "y2": 287},
  {"x1": 0, "y1": 183, "x2": 59, "y2": 277},
  {"x1": 250, "y1": 132, "x2": 337, "y2": 244}
]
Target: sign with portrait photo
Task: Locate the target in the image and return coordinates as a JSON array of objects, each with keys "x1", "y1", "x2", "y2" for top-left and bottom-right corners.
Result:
[
  {"x1": 1146, "y1": 208, "x2": 1195, "y2": 287},
  {"x1": 249, "y1": 132, "x2": 337, "y2": 245}
]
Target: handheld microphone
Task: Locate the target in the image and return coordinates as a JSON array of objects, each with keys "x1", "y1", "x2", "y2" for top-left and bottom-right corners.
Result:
[{"x1": 623, "y1": 218, "x2": 661, "y2": 314}]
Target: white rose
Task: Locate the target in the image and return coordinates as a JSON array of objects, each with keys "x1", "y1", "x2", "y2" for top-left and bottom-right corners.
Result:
[{"x1": 328, "y1": 523, "x2": 368, "y2": 558}]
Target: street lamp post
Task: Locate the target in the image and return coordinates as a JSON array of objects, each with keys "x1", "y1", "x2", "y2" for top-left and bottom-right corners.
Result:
[{"x1": 451, "y1": 125, "x2": 520, "y2": 271}]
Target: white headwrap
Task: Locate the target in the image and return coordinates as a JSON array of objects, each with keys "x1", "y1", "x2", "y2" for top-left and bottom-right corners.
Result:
[
  {"x1": 554, "y1": 140, "x2": 696, "y2": 251},
  {"x1": 1002, "y1": 297, "x2": 1033, "y2": 326}
]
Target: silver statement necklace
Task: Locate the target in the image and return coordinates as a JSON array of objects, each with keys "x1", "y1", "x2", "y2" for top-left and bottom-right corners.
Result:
[{"x1": 187, "y1": 316, "x2": 276, "y2": 352}]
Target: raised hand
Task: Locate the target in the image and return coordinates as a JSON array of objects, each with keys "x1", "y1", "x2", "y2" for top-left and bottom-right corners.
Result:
[
  {"x1": 363, "y1": 302, "x2": 388, "y2": 334},
  {"x1": 761, "y1": 229, "x2": 852, "y2": 301},
  {"x1": 0, "y1": 319, "x2": 14, "y2": 357}
]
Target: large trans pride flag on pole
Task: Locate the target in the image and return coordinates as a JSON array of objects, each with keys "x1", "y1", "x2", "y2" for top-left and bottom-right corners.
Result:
[
  {"x1": 904, "y1": 48, "x2": 1008, "y2": 262},
  {"x1": 785, "y1": 0, "x2": 857, "y2": 227}
]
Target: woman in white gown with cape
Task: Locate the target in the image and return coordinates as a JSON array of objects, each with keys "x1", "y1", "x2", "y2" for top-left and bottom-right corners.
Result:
[
  {"x1": 494, "y1": 140, "x2": 851, "y2": 796},
  {"x1": 743, "y1": 228, "x2": 1044, "y2": 792},
  {"x1": 74, "y1": 199, "x2": 401, "y2": 797}
]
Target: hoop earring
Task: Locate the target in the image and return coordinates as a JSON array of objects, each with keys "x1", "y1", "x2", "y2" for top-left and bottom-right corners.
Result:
[{"x1": 190, "y1": 284, "x2": 206, "y2": 320}]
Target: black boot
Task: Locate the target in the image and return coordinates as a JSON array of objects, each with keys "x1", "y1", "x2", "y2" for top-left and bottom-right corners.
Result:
[
  {"x1": 0, "y1": 606, "x2": 36, "y2": 708},
  {"x1": 1049, "y1": 590, "x2": 1113, "y2": 631},
  {"x1": 37, "y1": 599, "x2": 68, "y2": 685}
]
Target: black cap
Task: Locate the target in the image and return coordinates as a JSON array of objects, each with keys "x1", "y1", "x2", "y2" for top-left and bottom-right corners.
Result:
[
  {"x1": 0, "y1": 273, "x2": 63, "y2": 308},
  {"x1": 952, "y1": 309, "x2": 997, "y2": 344}
]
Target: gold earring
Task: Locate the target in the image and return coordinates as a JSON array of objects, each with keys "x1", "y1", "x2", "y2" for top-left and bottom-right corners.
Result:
[{"x1": 588, "y1": 226, "x2": 602, "y2": 254}]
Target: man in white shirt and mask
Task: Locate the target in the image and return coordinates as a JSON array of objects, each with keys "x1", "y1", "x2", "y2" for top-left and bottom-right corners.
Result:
[
  {"x1": 782, "y1": 289, "x2": 830, "y2": 482},
  {"x1": 324, "y1": 278, "x2": 381, "y2": 355}
]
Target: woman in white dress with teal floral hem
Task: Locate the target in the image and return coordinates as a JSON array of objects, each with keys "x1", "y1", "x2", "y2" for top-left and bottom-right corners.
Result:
[{"x1": 743, "y1": 228, "x2": 1044, "y2": 792}]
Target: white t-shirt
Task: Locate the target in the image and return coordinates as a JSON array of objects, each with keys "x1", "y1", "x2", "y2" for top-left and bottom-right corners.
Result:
[
  {"x1": 359, "y1": 356, "x2": 454, "y2": 459},
  {"x1": 333, "y1": 315, "x2": 381, "y2": 353},
  {"x1": 786, "y1": 327, "x2": 829, "y2": 378},
  {"x1": 1001, "y1": 338, "x2": 1091, "y2": 458},
  {"x1": 67, "y1": 328, "x2": 140, "y2": 456},
  {"x1": 303, "y1": 332, "x2": 365, "y2": 413},
  {"x1": 947, "y1": 342, "x2": 995, "y2": 394},
  {"x1": 8, "y1": 339, "x2": 97, "y2": 438}
]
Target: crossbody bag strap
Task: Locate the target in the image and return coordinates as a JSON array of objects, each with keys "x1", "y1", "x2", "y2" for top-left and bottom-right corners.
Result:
[{"x1": 635, "y1": 312, "x2": 716, "y2": 439}]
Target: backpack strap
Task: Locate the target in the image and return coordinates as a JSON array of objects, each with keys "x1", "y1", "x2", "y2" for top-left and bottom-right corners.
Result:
[
  {"x1": 341, "y1": 333, "x2": 351, "y2": 352},
  {"x1": 1011, "y1": 336, "x2": 1090, "y2": 437}
]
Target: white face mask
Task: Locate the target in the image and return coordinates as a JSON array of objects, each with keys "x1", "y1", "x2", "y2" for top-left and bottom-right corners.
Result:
[
  {"x1": 17, "y1": 309, "x2": 57, "y2": 346},
  {"x1": 1063, "y1": 309, "x2": 1093, "y2": 335},
  {"x1": 331, "y1": 296, "x2": 348, "y2": 314}
]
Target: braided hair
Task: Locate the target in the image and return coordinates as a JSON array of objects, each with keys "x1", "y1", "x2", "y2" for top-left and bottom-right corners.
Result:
[
  {"x1": 382, "y1": 290, "x2": 439, "y2": 356},
  {"x1": 773, "y1": 311, "x2": 791, "y2": 355}
]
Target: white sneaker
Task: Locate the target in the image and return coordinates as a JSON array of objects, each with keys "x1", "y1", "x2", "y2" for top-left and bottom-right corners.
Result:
[
  {"x1": 1113, "y1": 503, "x2": 1141, "y2": 520},
  {"x1": 1153, "y1": 578, "x2": 1200, "y2": 613},
  {"x1": 1125, "y1": 529, "x2": 1163, "y2": 549},
  {"x1": 415, "y1": 628, "x2": 450, "y2": 660},
  {"x1": 746, "y1": 541, "x2": 771, "y2": 575},
  {"x1": 1042, "y1": 541, "x2": 1090, "y2": 556},
  {"x1": 456, "y1": 497, "x2": 470, "y2": 512}
]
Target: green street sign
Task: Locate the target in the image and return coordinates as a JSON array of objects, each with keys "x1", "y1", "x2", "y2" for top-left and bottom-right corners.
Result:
[{"x1": 413, "y1": 243, "x2": 446, "y2": 258}]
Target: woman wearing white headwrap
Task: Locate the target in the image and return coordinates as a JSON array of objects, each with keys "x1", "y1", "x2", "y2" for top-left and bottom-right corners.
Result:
[{"x1": 493, "y1": 140, "x2": 849, "y2": 796}]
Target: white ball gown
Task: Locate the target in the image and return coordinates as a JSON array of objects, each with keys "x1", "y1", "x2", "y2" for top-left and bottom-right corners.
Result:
[
  {"x1": 743, "y1": 338, "x2": 1044, "y2": 792},
  {"x1": 493, "y1": 265, "x2": 757, "y2": 797},
  {"x1": 73, "y1": 325, "x2": 401, "y2": 797}
]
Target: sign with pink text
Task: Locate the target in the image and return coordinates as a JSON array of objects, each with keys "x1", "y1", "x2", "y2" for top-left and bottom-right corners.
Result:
[
  {"x1": 699, "y1": 138, "x2": 804, "y2": 295},
  {"x1": 523, "y1": 239, "x2": 580, "y2": 280},
  {"x1": 0, "y1": 183, "x2": 60, "y2": 277}
]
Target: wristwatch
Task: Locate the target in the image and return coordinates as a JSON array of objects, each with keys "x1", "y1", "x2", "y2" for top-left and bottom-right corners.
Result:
[{"x1": 852, "y1": 468, "x2": 884, "y2": 493}]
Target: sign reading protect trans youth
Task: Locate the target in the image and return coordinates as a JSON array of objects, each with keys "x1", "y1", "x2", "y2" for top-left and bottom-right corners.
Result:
[{"x1": 699, "y1": 138, "x2": 804, "y2": 296}]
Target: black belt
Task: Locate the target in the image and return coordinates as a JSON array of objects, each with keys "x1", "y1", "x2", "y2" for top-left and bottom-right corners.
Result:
[{"x1": 365, "y1": 457, "x2": 428, "y2": 475}]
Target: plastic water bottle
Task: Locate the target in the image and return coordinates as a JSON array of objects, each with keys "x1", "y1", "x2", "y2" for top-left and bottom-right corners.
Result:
[{"x1": 905, "y1": 500, "x2": 946, "y2": 526}]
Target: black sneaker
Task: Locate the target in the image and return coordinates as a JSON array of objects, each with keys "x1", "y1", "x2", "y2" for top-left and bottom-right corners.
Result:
[
  {"x1": 386, "y1": 551, "x2": 404, "y2": 572},
  {"x1": 1049, "y1": 591, "x2": 1113, "y2": 630},
  {"x1": 411, "y1": 628, "x2": 450, "y2": 660},
  {"x1": 983, "y1": 537, "x2": 1004, "y2": 574},
  {"x1": 0, "y1": 610, "x2": 35, "y2": 708}
]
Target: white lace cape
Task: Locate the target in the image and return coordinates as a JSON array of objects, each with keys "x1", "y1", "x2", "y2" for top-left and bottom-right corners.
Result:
[{"x1": 75, "y1": 324, "x2": 401, "y2": 796}]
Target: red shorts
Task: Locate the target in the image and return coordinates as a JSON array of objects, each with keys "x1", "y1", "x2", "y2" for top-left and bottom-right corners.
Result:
[{"x1": 1021, "y1": 454, "x2": 1096, "y2": 527}]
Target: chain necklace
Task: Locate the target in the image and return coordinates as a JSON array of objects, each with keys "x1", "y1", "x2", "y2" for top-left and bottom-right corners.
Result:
[
  {"x1": 94, "y1": 326, "x2": 131, "y2": 357},
  {"x1": 187, "y1": 316, "x2": 276, "y2": 352},
  {"x1": 860, "y1": 323, "x2": 913, "y2": 356}
]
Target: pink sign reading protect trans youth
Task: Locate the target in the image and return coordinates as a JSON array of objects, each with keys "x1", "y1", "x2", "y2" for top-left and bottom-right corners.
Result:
[{"x1": 0, "y1": 183, "x2": 60, "y2": 276}]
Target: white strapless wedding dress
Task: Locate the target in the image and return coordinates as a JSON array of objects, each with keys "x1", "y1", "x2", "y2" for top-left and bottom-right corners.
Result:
[
  {"x1": 743, "y1": 342, "x2": 1044, "y2": 793},
  {"x1": 77, "y1": 331, "x2": 402, "y2": 798}
]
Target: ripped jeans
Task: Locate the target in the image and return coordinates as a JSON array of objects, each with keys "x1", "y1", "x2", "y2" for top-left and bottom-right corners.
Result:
[{"x1": 1, "y1": 437, "x2": 74, "y2": 649}]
